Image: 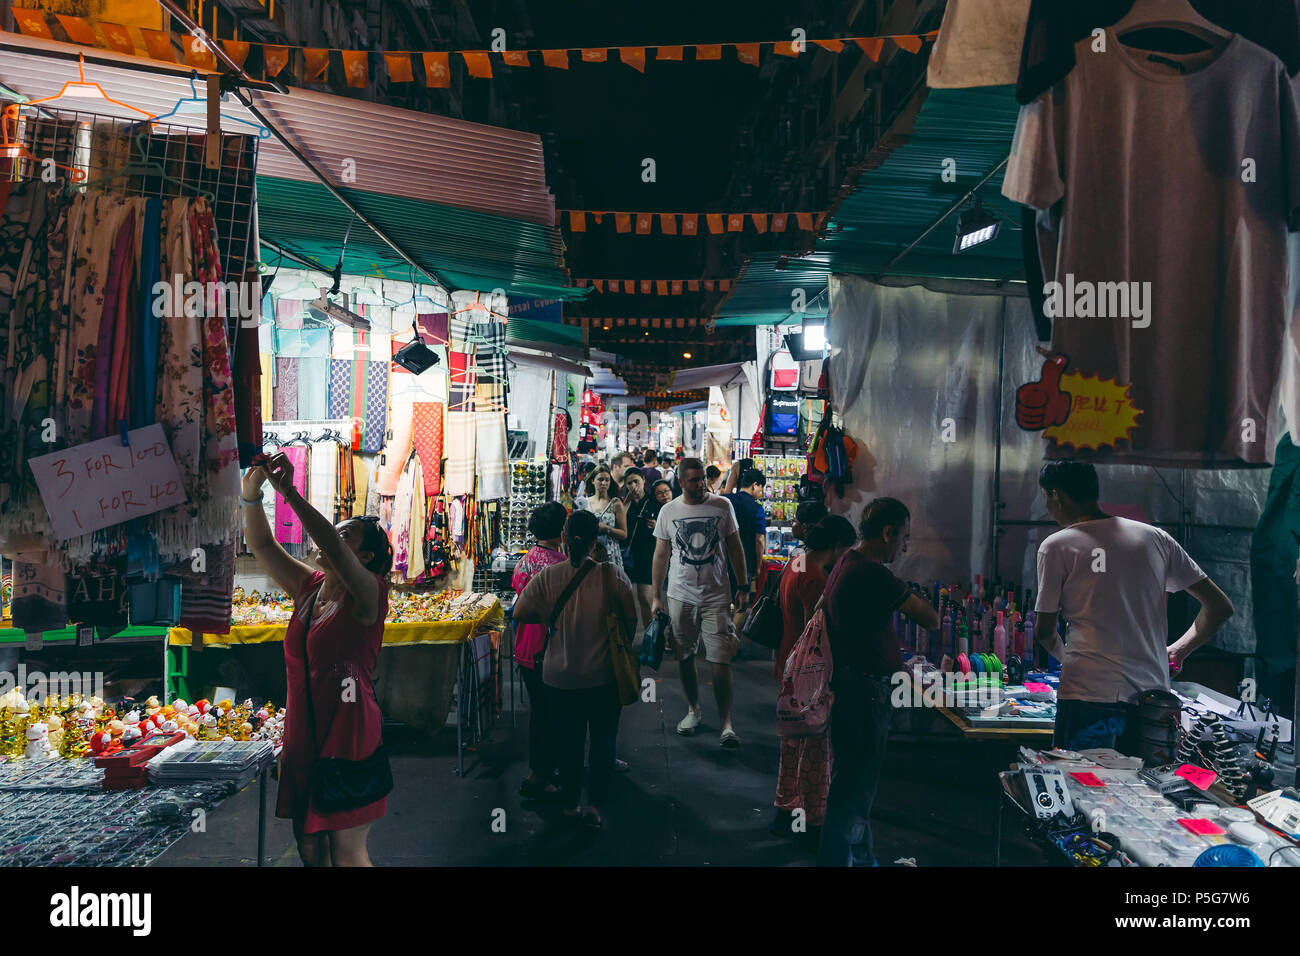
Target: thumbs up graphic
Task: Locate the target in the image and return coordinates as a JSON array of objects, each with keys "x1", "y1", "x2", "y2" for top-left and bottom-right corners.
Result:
[{"x1": 1016, "y1": 349, "x2": 1072, "y2": 430}]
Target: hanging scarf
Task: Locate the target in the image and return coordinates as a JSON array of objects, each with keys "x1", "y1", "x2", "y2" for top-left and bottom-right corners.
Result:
[
  {"x1": 391, "y1": 452, "x2": 416, "y2": 578},
  {"x1": 444, "y1": 411, "x2": 477, "y2": 497},
  {"x1": 412, "y1": 401, "x2": 444, "y2": 496},
  {"x1": 308, "y1": 439, "x2": 338, "y2": 524},
  {"x1": 132, "y1": 198, "x2": 163, "y2": 429},
  {"x1": 273, "y1": 445, "x2": 309, "y2": 544},
  {"x1": 90, "y1": 206, "x2": 137, "y2": 439},
  {"x1": 273, "y1": 357, "x2": 298, "y2": 420},
  {"x1": 408, "y1": 463, "x2": 427, "y2": 582},
  {"x1": 375, "y1": 396, "x2": 414, "y2": 496}
]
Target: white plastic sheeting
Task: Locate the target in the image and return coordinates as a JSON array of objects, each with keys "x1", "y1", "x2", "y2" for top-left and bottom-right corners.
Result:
[
  {"x1": 828, "y1": 275, "x2": 1266, "y2": 654},
  {"x1": 507, "y1": 364, "x2": 555, "y2": 459}
]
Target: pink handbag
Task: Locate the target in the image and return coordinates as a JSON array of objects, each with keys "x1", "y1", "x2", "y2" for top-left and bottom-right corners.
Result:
[{"x1": 776, "y1": 596, "x2": 834, "y2": 738}]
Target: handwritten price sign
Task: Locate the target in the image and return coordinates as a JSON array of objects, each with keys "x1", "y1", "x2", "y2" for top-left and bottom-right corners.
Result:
[{"x1": 27, "y1": 424, "x2": 189, "y2": 540}]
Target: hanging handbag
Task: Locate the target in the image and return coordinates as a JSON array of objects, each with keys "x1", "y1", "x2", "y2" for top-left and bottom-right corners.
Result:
[
  {"x1": 741, "y1": 563, "x2": 785, "y2": 650},
  {"x1": 601, "y1": 563, "x2": 642, "y2": 706},
  {"x1": 534, "y1": 558, "x2": 597, "y2": 669},
  {"x1": 298, "y1": 587, "x2": 394, "y2": 814}
]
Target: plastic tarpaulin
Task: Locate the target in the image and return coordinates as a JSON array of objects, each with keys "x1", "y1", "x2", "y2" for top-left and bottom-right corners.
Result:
[{"x1": 828, "y1": 274, "x2": 1265, "y2": 655}]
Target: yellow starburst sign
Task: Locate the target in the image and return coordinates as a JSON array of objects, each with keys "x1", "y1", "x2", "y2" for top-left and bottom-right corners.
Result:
[{"x1": 1043, "y1": 373, "x2": 1142, "y2": 453}]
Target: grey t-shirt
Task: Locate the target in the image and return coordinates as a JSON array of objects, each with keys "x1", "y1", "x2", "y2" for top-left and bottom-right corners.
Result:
[
  {"x1": 654, "y1": 494, "x2": 739, "y2": 608},
  {"x1": 1003, "y1": 29, "x2": 1300, "y2": 466}
]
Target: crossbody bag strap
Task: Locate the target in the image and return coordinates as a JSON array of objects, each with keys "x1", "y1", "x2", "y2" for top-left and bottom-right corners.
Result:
[{"x1": 540, "y1": 558, "x2": 597, "y2": 657}]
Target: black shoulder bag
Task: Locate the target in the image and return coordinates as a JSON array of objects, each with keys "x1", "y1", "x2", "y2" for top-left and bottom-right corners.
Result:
[
  {"x1": 534, "y1": 558, "x2": 597, "y2": 669},
  {"x1": 298, "y1": 586, "x2": 394, "y2": 814}
]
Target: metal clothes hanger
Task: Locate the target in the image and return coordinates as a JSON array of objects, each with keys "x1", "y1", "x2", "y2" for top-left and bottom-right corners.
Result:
[
  {"x1": 81, "y1": 132, "x2": 216, "y2": 202},
  {"x1": 147, "y1": 71, "x2": 271, "y2": 139},
  {"x1": 1113, "y1": 0, "x2": 1231, "y2": 46}
]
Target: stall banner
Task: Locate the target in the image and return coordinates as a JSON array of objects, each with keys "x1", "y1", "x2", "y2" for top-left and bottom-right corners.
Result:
[
  {"x1": 1015, "y1": 350, "x2": 1142, "y2": 453},
  {"x1": 27, "y1": 425, "x2": 189, "y2": 541}
]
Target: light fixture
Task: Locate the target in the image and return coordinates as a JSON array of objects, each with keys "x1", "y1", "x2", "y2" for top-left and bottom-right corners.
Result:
[
  {"x1": 683, "y1": 351, "x2": 693, "y2": 359},
  {"x1": 308, "y1": 292, "x2": 371, "y2": 332},
  {"x1": 953, "y1": 198, "x2": 1001, "y2": 254},
  {"x1": 802, "y1": 315, "x2": 827, "y2": 352}
]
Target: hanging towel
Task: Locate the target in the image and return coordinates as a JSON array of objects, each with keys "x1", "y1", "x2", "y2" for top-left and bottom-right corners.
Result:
[
  {"x1": 352, "y1": 452, "x2": 370, "y2": 516},
  {"x1": 412, "y1": 401, "x2": 444, "y2": 496},
  {"x1": 475, "y1": 411, "x2": 509, "y2": 501},
  {"x1": 273, "y1": 445, "x2": 309, "y2": 544},
  {"x1": 176, "y1": 541, "x2": 234, "y2": 635},
  {"x1": 375, "y1": 397, "x2": 414, "y2": 495},
  {"x1": 418, "y1": 311, "x2": 449, "y2": 344},
  {"x1": 362, "y1": 360, "x2": 389, "y2": 452},
  {"x1": 309, "y1": 439, "x2": 339, "y2": 523},
  {"x1": 276, "y1": 297, "x2": 304, "y2": 328},
  {"x1": 391, "y1": 453, "x2": 416, "y2": 576},
  {"x1": 444, "y1": 411, "x2": 477, "y2": 497},
  {"x1": 274, "y1": 357, "x2": 298, "y2": 420},
  {"x1": 328, "y1": 358, "x2": 351, "y2": 418},
  {"x1": 408, "y1": 463, "x2": 427, "y2": 582},
  {"x1": 298, "y1": 354, "x2": 328, "y2": 420},
  {"x1": 449, "y1": 350, "x2": 475, "y2": 410},
  {"x1": 473, "y1": 319, "x2": 508, "y2": 382},
  {"x1": 449, "y1": 311, "x2": 474, "y2": 351}
]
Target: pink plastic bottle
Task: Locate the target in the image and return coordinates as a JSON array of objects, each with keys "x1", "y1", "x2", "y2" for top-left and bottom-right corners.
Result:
[{"x1": 993, "y1": 610, "x2": 1008, "y2": 663}]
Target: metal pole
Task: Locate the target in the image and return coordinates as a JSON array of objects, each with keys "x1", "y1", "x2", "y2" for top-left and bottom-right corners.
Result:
[
  {"x1": 991, "y1": 296, "x2": 1008, "y2": 578},
  {"x1": 256, "y1": 763, "x2": 267, "y2": 866}
]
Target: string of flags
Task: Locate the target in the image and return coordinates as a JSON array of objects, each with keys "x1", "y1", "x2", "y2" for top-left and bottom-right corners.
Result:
[
  {"x1": 573, "y1": 278, "x2": 734, "y2": 294},
  {"x1": 563, "y1": 210, "x2": 827, "y2": 234},
  {"x1": 11, "y1": 9, "x2": 939, "y2": 88},
  {"x1": 564, "y1": 316, "x2": 714, "y2": 329}
]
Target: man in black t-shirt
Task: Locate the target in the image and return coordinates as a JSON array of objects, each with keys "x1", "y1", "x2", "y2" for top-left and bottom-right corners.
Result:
[
  {"x1": 817, "y1": 497, "x2": 938, "y2": 868},
  {"x1": 724, "y1": 468, "x2": 768, "y2": 624}
]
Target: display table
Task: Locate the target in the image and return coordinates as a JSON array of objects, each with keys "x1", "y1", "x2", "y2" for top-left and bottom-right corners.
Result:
[{"x1": 0, "y1": 624, "x2": 168, "y2": 645}]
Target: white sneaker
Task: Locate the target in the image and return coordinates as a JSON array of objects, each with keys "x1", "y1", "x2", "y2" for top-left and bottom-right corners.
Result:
[{"x1": 676, "y1": 708, "x2": 702, "y2": 735}]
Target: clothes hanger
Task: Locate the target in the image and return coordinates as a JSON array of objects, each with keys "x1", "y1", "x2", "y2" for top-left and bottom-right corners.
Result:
[
  {"x1": 1113, "y1": 0, "x2": 1231, "y2": 47},
  {"x1": 81, "y1": 131, "x2": 216, "y2": 202},
  {"x1": 147, "y1": 71, "x2": 271, "y2": 139},
  {"x1": 1, "y1": 106, "x2": 87, "y2": 183},
  {"x1": 19, "y1": 54, "x2": 156, "y2": 122}
]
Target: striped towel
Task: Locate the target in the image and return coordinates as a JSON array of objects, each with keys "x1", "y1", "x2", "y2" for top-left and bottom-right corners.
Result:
[
  {"x1": 475, "y1": 411, "x2": 509, "y2": 500},
  {"x1": 449, "y1": 350, "x2": 476, "y2": 410},
  {"x1": 473, "y1": 319, "x2": 508, "y2": 381},
  {"x1": 176, "y1": 542, "x2": 235, "y2": 635},
  {"x1": 444, "y1": 411, "x2": 477, "y2": 497}
]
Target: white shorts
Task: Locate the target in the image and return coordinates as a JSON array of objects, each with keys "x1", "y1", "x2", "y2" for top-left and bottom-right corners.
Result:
[{"x1": 667, "y1": 597, "x2": 739, "y2": 664}]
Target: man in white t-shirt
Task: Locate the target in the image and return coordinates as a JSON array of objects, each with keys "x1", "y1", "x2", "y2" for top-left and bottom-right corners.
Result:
[
  {"x1": 651, "y1": 457, "x2": 752, "y2": 748},
  {"x1": 1033, "y1": 462, "x2": 1234, "y2": 753}
]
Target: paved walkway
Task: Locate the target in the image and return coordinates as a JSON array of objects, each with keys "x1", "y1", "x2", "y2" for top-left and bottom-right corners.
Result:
[{"x1": 157, "y1": 651, "x2": 1043, "y2": 866}]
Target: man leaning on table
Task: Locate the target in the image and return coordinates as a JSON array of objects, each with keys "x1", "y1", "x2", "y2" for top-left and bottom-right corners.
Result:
[{"x1": 1033, "y1": 461, "x2": 1234, "y2": 753}]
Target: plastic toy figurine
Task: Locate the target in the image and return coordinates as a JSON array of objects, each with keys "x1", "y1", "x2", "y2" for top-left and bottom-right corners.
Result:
[{"x1": 23, "y1": 721, "x2": 50, "y2": 759}]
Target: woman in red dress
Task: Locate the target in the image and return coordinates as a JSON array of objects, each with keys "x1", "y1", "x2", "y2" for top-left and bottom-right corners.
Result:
[{"x1": 241, "y1": 452, "x2": 393, "y2": 866}]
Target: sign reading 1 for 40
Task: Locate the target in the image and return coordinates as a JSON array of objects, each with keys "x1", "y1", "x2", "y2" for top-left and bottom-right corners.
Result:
[{"x1": 27, "y1": 424, "x2": 189, "y2": 541}]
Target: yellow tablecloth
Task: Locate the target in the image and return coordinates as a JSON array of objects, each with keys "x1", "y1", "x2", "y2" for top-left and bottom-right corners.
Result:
[{"x1": 168, "y1": 595, "x2": 504, "y2": 647}]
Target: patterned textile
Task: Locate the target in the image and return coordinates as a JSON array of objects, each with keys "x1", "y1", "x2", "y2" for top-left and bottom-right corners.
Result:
[
  {"x1": 449, "y1": 311, "x2": 474, "y2": 352},
  {"x1": 417, "y1": 312, "x2": 449, "y2": 344},
  {"x1": 328, "y1": 359, "x2": 351, "y2": 418},
  {"x1": 175, "y1": 541, "x2": 235, "y2": 635},
  {"x1": 375, "y1": 398, "x2": 414, "y2": 496},
  {"x1": 0, "y1": 184, "x2": 46, "y2": 509},
  {"x1": 475, "y1": 412, "x2": 509, "y2": 501},
  {"x1": 551, "y1": 413, "x2": 569, "y2": 462},
  {"x1": 391, "y1": 454, "x2": 416, "y2": 576},
  {"x1": 273, "y1": 358, "x2": 298, "y2": 420},
  {"x1": 11, "y1": 560, "x2": 68, "y2": 634},
  {"x1": 412, "y1": 401, "x2": 444, "y2": 496},
  {"x1": 133, "y1": 198, "x2": 163, "y2": 430},
  {"x1": 444, "y1": 411, "x2": 477, "y2": 497},
  {"x1": 352, "y1": 452, "x2": 370, "y2": 517},
  {"x1": 448, "y1": 350, "x2": 475, "y2": 410},
  {"x1": 91, "y1": 207, "x2": 137, "y2": 439},
  {"x1": 774, "y1": 734, "x2": 832, "y2": 826},
  {"x1": 476, "y1": 380, "x2": 506, "y2": 410},
  {"x1": 362, "y1": 361, "x2": 389, "y2": 452},
  {"x1": 308, "y1": 440, "x2": 338, "y2": 525},
  {"x1": 234, "y1": 299, "x2": 263, "y2": 467},
  {"x1": 273, "y1": 445, "x2": 309, "y2": 544},
  {"x1": 275, "y1": 297, "x2": 304, "y2": 329},
  {"x1": 473, "y1": 319, "x2": 508, "y2": 381}
]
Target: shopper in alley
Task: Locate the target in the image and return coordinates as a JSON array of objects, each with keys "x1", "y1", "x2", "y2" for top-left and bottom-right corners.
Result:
[
  {"x1": 241, "y1": 452, "x2": 395, "y2": 867},
  {"x1": 1033, "y1": 461, "x2": 1234, "y2": 753},
  {"x1": 651, "y1": 457, "x2": 752, "y2": 748},
  {"x1": 511, "y1": 502, "x2": 570, "y2": 800},
  {"x1": 773, "y1": 514, "x2": 857, "y2": 842},
  {"x1": 513, "y1": 510, "x2": 638, "y2": 829},
  {"x1": 725, "y1": 466, "x2": 769, "y2": 634},
  {"x1": 818, "y1": 497, "x2": 938, "y2": 867},
  {"x1": 621, "y1": 467, "x2": 660, "y2": 633}
]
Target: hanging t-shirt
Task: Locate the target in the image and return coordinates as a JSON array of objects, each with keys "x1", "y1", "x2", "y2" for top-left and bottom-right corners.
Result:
[
  {"x1": 1004, "y1": 30, "x2": 1300, "y2": 467},
  {"x1": 654, "y1": 493, "x2": 739, "y2": 608},
  {"x1": 1035, "y1": 517, "x2": 1206, "y2": 703}
]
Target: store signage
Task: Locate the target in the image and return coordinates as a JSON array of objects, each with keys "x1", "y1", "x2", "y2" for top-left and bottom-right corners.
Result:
[
  {"x1": 27, "y1": 425, "x2": 189, "y2": 541},
  {"x1": 1015, "y1": 352, "x2": 1141, "y2": 452}
]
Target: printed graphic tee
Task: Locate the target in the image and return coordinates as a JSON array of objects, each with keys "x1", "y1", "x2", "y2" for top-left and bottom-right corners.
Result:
[
  {"x1": 1035, "y1": 517, "x2": 1206, "y2": 704},
  {"x1": 654, "y1": 494, "x2": 739, "y2": 608},
  {"x1": 1003, "y1": 29, "x2": 1300, "y2": 466}
]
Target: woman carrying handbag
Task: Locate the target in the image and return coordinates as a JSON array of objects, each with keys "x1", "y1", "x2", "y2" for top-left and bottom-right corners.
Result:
[
  {"x1": 241, "y1": 453, "x2": 394, "y2": 867},
  {"x1": 514, "y1": 510, "x2": 638, "y2": 829}
]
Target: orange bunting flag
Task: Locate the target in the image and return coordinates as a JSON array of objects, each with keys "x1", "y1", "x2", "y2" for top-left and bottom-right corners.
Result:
[
  {"x1": 620, "y1": 47, "x2": 646, "y2": 71},
  {"x1": 795, "y1": 212, "x2": 814, "y2": 231},
  {"x1": 184, "y1": 38, "x2": 217, "y2": 71},
  {"x1": 636, "y1": 214, "x2": 652, "y2": 234},
  {"x1": 687, "y1": 280, "x2": 701, "y2": 292},
  {"x1": 623, "y1": 280, "x2": 634, "y2": 294},
  {"x1": 581, "y1": 48, "x2": 608, "y2": 62},
  {"x1": 727, "y1": 213, "x2": 744, "y2": 232},
  {"x1": 384, "y1": 52, "x2": 414, "y2": 82},
  {"x1": 265, "y1": 46, "x2": 290, "y2": 77},
  {"x1": 55, "y1": 15, "x2": 97, "y2": 46},
  {"x1": 681, "y1": 214, "x2": 699, "y2": 235},
  {"x1": 735, "y1": 43, "x2": 760, "y2": 66},
  {"x1": 98, "y1": 23, "x2": 134, "y2": 55},
  {"x1": 696, "y1": 44, "x2": 722, "y2": 60},
  {"x1": 462, "y1": 51, "x2": 493, "y2": 78},
  {"x1": 656, "y1": 281, "x2": 669, "y2": 296},
  {"x1": 813, "y1": 38, "x2": 844, "y2": 53},
  {"x1": 141, "y1": 29, "x2": 176, "y2": 62},
  {"x1": 12, "y1": 8, "x2": 54, "y2": 39},
  {"x1": 591, "y1": 212, "x2": 604, "y2": 224},
  {"x1": 659, "y1": 214, "x2": 677, "y2": 235},
  {"x1": 542, "y1": 50, "x2": 570, "y2": 69},
  {"x1": 816, "y1": 212, "x2": 829, "y2": 230},
  {"x1": 656, "y1": 46, "x2": 684, "y2": 61},
  {"x1": 893, "y1": 35, "x2": 922, "y2": 54},
  {"x1": 224, "y1": 40, "x2": 252, "y2": 69},
  {"x1": 502, "y1": 50, "x2": 530, "y2": 67},
  {"x1": 773, "y1": 41, "x2": 799, "y2": 57},
  {"x1": 771, "y1": 213, "x2": 789, "y2": 232},
  {"x1": 304, "y1": 49, "x2": 329, "y2": 82},
  {"x1": 752, "y1": 213, "x2": 768, "y2": 233},
  {"x1": 706, "y1": 214, "x2": 725, "y2": 234},
  {"x1": 615, "y1": 213, "x2": 632, "y2": 233},
  {"x1": 855, "y1": 37, "x2": 885, "y2": 61},
  {"x1": 593, "y1": 280, "x2": 604, "y2": 293},
  {"x1": 640, "y1": 280, "x2": 652, "y2": 295},
  {"x1": 671, "y1": 281, "x2": 683, "y2": 296},
  {"x1": 704, "y1": 280, "x2": 716, "y2": 291},
  {"x1": 605, "y1": 280, "x2": 618, "y2": 292},
  {"x1": 342, "y1": 50, "x2": 370, "y2": 87},
  {"x1": 720, "y1": 279, "x2": 732, "y2": 292},
  {"x1": 423, "y1": 52, "x2": 451, "y2": 87},
  {"x1": 569, "y1": 211, "x2": 586, "y2": 232}
]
